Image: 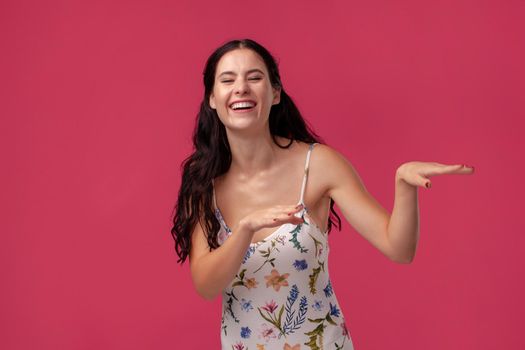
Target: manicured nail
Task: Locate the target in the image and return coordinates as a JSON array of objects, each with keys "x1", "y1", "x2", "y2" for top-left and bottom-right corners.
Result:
[
  {"x1": 425, "y1": 182, "x2": 431, "y2": 188},
  {"x1": 287, "y1": 212, "x2": 292, "y2": 216},
  {"x1": 273, "y1": 218, "x2": 277, "y2": 221}
]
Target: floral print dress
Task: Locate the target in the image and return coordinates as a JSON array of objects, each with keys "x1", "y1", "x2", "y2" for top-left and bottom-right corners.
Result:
[{"x1": 213, "y1": 143, "x2": 355, "y2": 350}]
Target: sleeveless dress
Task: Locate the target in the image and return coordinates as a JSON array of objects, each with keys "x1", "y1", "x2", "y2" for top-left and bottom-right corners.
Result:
[{"x1": 212, "y1": 143, "x2": 355, "y2": 350}]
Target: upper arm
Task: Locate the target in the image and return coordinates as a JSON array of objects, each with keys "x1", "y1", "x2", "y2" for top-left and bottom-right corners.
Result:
[
  {"x1": 188, "y1": 218, "x2": 212, "y2": 293},
  {"x1": 315, "y1": 144, "x2": 394, "y2": 261}
]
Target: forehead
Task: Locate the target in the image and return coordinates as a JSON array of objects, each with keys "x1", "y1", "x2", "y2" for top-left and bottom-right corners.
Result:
[{"x1": 215, "y1": 49, "x2": 268, "y2": 76}]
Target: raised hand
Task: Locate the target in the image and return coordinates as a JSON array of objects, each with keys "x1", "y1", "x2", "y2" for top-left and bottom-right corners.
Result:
[
  {"x1": 238, "y1": 204, "x2": 305, "y2": 234},
  {"x1": 396, "y1": 161, "x2": 475, "y2": 188}
]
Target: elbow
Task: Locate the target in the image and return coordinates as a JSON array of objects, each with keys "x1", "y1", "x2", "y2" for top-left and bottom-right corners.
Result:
[
  {"x1": 194, "y1": 281, "x2": 220, "y2": 301},
  {"x1": 198, "y1": 290, "x2": 218, "y2": 301},
  {"x1": 191, "y1": 269, "x2": 219, "y2": 300},
  {"x1": 397, "y1": 256, "x2": 414, "y2": 264},
  {"x1": 391, "y1": 253, "x2": 415, "y2": 264}
]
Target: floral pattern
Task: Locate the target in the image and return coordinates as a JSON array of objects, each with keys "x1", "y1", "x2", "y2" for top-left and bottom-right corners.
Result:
[{"x1": 214, "y1": 143, "x2": 354, "y2": 349}]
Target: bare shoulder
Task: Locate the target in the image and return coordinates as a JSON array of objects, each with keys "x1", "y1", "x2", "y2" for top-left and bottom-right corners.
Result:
[{"x1": 310, "y1": 143, "x2": 365, "y2": 197}]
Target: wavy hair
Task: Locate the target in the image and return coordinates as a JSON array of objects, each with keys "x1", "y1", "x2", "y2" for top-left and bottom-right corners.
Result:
[{"x1": 171, "y1": 38, "x2": 341, "y2": 264}]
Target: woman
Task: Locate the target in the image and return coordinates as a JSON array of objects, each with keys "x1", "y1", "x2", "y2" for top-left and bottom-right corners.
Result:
[{"x1": 171, "y1": 38, "x2": 474, "y2": 350}]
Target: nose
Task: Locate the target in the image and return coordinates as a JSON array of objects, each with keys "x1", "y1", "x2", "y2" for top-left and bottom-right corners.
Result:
[{"x1": 234, "y1": 77, "x2": 250, "y2": 95}]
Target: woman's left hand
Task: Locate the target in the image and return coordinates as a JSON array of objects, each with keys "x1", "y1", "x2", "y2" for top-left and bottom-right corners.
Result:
[{"x1": 396, "y1": 161, "x2": 475, "y2": 188}]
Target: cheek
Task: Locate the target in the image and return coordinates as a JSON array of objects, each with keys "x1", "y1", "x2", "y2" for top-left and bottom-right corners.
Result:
[{"x1": 214, "y1": 90, "x2": 230, "y2": 108}]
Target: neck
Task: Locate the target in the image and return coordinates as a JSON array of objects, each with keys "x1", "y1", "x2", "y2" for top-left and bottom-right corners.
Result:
[{"x1": 225, "y1": 127, "x2": 282, "y2": 178}]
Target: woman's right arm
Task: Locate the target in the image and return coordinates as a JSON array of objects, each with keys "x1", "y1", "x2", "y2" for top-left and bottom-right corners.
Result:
[
  {"x1": 188, "y1": 204, "x2": 304, "y2": 300},
  {"x1": 189, "y1": 219, "x2": 254, "y2": 300}
]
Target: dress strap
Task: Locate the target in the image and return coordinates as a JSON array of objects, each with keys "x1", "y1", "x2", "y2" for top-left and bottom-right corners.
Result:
[{"x1": 298, "y1": 143, "x2": 317, "y2": 205}]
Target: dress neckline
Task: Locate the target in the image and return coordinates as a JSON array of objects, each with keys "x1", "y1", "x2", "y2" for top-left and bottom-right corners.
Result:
[{"x1": 215, "y1": 204, "x2": 327, "y2": 247}]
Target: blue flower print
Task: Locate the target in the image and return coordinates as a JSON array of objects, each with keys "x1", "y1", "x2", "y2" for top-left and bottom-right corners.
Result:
[
  {"x1": 240, "y1": 298, "x2": 253, "y2": 312},
  {"x1": 324, "y1": 280, "x2": 333, "y2": 297},
  {"x1": 293, "y1": 259, "x2": 308, "y2": 271},
  {"x1": 240, "y1": 326, "x2": 251, "y2": 339},
  {"x1": 329, "y1": 302, "x2": 340, "y2": 317},
  {"x1": 312, "y1": 300, "x2": 324, "y2": 311},
  {"x1": 242, "y1": 246, "x2": 256, "y2": 264}
]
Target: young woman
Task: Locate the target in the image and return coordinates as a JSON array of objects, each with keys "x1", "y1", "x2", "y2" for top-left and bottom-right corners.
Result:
[{"x1": 171, "y1": 38, "x2": 474, "y2": 350}]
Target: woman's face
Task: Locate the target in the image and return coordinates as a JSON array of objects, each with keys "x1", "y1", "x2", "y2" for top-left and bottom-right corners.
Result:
[{"x1": 209, "y1": 48, "x2": 281, "y2": 133}]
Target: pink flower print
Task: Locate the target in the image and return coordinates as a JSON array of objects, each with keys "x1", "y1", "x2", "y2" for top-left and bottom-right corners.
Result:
[
  {"x1": 245, "y1": 277, "x2": 259, "y2": 290},
  {"x1": 275, "y1": 235, "x2": 286, "y2": 245},
  {"x1": 264, "y1": 269, "x2": 290, "y2": 292},
  {"x1": 232, "y1": 341, "x2": 245, "y2": 350},
  {"x1": 283, "y1": 343, "x2": 301, "y2": 350},
  {"x1": 340, "y1": 320, "x2": 349, "y2": 338},
  {"x1": 258, "y1": 323, "x2": 278, "y2": 342},
  {"x1": 261, "y1": 300, "x2": 278, "y2": 313},
  {"x1": 218, "y1": 230, "x2": 229, "y2": 244}
]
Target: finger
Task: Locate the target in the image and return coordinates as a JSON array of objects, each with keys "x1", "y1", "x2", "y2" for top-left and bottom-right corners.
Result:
[
  {"x1": 430, "y1": 164, "x2": 475, "y2": 176},
  {"x1": 271, "y1": 217, "x2": 304, "y2": 227},
  {"x1": 287, "y1": 204, "x2": 304, "y2": 216},
  {"x1": 420, "y1": 176, "x2": 432, "y2": 189},
  {"x1": 443, "y1": 164, "x2": 476, "y2": 175},
  {"x1": 273, "y1": 211, "x2": 305, "y2": 224}
]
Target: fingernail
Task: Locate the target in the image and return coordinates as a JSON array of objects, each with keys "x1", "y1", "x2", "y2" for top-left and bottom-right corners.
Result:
[
  {"x1": 425, "y1": 182, "x2": 431, "y2": 188},
  {"x1": 273, "y1": 218, "x2": 277, "y2": 221},
  {"x1": 287, "y1": 213, "x2": 292, "y2": 216}
]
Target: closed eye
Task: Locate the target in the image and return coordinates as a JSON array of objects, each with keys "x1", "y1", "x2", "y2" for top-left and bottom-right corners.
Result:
[{"x1": 220, "y1": 77, "x2": 262, "y2": 83}]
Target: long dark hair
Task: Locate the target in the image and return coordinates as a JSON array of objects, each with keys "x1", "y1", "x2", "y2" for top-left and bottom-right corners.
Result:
[{"x1": 171, "y1": 38, "x2": 341, "y2": 264}]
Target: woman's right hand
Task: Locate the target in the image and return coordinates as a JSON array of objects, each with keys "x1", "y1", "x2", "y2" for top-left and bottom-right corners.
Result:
[{"x1": 238, "y1": 203, "x2": 305, "y2": 234}]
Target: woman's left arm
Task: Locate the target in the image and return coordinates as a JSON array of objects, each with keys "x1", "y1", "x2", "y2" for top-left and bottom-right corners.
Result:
[
  {"x1": 317, "y1": 145, "x2": 475, "y2": 264},
  {"x1": 389, "y1": 162, "x2": 475, "y2": 263}
]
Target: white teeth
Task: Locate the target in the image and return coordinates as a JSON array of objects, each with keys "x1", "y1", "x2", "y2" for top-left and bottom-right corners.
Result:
[{"x1": 230, "y1": 101, "x2": 255, "y2": 109}]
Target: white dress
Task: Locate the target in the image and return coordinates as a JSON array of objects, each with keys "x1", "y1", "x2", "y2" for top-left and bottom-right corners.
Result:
[{"x1": 213, "y1": 143, "x2": 355, "y2": 350}]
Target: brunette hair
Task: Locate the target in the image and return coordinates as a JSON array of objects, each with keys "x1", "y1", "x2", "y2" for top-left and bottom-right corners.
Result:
[{"x1": 171, "y1": 38, "x2": 341, "y2": 264}]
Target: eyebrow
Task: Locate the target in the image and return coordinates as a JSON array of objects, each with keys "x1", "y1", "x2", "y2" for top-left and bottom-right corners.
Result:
[{"x1": 218, "y1": 69, "x2": 265, "y2": 78}]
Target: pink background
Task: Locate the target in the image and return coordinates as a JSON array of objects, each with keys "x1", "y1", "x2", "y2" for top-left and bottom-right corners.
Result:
[{"x1": 2, "y1": 0, "x2": 524, "y2": 349}]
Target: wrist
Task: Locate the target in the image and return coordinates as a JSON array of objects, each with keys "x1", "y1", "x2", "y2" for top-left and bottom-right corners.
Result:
[
  {"x1": 395, "y1": 165, "x2": 406, "y2": 184},
  {"x1": 237, "y1": 218, "x2": 254, "y2": 235}
]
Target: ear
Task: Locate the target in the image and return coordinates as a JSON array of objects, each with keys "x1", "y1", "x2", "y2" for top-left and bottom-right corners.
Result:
[
  {"x1": 209, "y1": 93, "x2": 216, "y2": 109},
  {"x1": 272, "y1": 86, "x2": 281, "y2": 105}
]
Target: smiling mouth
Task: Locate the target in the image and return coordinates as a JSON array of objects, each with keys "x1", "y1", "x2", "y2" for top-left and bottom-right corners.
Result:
[
  {"x1": 230, "y1": 106, "x2": 256, "y2": 113},
  {"x1": 229, "y1": 102, "x2": 257, "y2": 113}
]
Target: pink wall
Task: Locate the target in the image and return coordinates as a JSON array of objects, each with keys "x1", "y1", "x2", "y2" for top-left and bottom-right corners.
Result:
[{"x1": 2, "y1": 0, "x2": 524, "y2": 349}]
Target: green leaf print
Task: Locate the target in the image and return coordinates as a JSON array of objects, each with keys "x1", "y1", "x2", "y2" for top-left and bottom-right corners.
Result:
[
  {"x1": 308, "y1": 232, "x2": 324, "y2": 258},
  {"x1": 304, "y1": 322, "x2": 326, "y2": 350},
  {"x1": 277, "y1": 303, "x2": 284, "y2": 326},
  {"x1": 308, "y1": 259, "x2": 326, "y2": 295},
  {"x1": 304, "y1": 310, "x2": 339, "y2": 350},
  {"x1": 326, "y1": 313, "x2": 338, "y2": 326},
  {"x1": 257, "y1": 303, "x2": 286, "y2": 337},
  {"x1": 289, "y1": 223, "x2": 309, "y2": 253},
  {"x1": 254, "y1": 244, "x2": 281, "y2": 273},
  {"x1": 308, "y1": 317, "x2": 325, "y2": 323},
  {"x1": 257, "y1": 307, "x2": 275, "y2": 324},
  {"x1": 335, "y1": 336, "x2": 348, "y2": 350},
  {"x1": 308, "y1": 266, "x2": 321, "y2": 294},
  {"x1": 221, "y1": 268, "x2": 260, "y2": 335}
]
